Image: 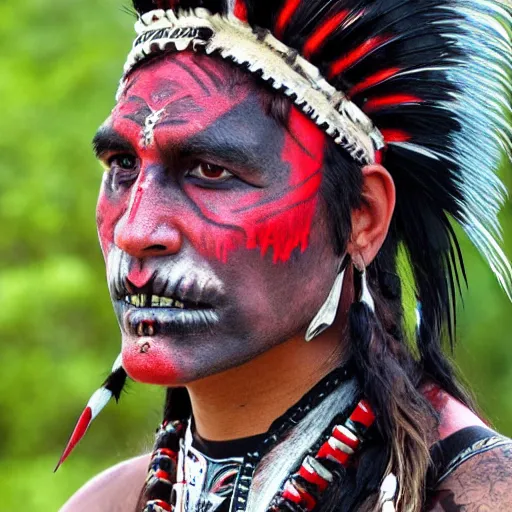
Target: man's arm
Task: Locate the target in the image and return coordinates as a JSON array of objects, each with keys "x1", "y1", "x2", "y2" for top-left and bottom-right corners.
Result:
[
  {"x1": 426, "y1": 444, "x2": 512, "y2": 511},
  {"x1": 59, "y1": 454, "x2": 150, "y2": 512}
]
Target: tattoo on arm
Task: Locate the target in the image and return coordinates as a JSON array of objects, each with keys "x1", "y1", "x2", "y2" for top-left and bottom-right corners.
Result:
[{"x1": 426, "y1": 444, "x2": 512, "y2": 511}]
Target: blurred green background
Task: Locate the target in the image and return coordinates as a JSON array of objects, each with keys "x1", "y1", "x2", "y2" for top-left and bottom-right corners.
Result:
[{"x1": 0, "y1": 1, "x2": 511, "y2": 510}]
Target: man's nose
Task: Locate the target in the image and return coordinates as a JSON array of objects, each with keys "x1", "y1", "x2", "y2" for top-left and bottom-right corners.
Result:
[{"x1": 114, "y1": 176, "x2": 183, "y2": 259}]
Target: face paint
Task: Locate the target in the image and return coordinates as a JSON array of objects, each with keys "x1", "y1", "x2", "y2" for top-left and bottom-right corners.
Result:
[
  {"x1": 95, "y1": 52, "x2": 340, "y2": 385},
  {"x1": 183, "y1": 107, "x2": 324, "y2": 263}
]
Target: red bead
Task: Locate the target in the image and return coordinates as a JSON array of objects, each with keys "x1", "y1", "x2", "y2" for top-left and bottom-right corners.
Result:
[
  {"x1": 154, "y1": 448, "x2": 178, "y2": 460},
  {"x1": 155, "y1": 469, "x2": 171, "y2": 482},
  {"x1": 282, "y1": 482, "x2": 316, "y2": 511},
  {"x1": 317, "y1": 438, "x2": 351, "y2": 466},
  {"x1": 145, "y1": 500, "x2": 172, "y2": 512},
  {"x1": 332, "y1": 425, "x2": 360, "y2": 450},
  {"x1": 299, "y1": 463, "x2": 330, "y2": 492},
  {"x1": 282, "y1": 482, "x2": 302, "y2": 504},
  {"x1": 349, "y1": 400, "x2": 376, "y2": 429}
]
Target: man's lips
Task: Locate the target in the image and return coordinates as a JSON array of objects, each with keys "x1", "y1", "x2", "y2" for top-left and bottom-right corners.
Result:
[
  {"x1": 116, "y1": 300, "x2": 220, "y2": 337},
  {"x1": 108, "y1": 249, "x2": 226, "y2": 308},
  {"x1": 113, "y1": 278, "x2": 222, "y2": 337}
]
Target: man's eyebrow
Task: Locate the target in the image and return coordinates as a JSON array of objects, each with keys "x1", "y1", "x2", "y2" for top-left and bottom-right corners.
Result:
[
  {"x1": 92, "y1": 127, "x2": 135, "y2": 159},
  {"x1": 180, "y1": 137, "x2": 264, "y2": 175}
]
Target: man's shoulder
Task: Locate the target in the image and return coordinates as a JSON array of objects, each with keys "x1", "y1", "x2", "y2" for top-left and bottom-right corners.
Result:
[
  {"x1": 426, "y1": 438, "x2": 512, "y2": 511},
  {"x1": 60, "y1": 454, "x2": 150, "y2": 512}
]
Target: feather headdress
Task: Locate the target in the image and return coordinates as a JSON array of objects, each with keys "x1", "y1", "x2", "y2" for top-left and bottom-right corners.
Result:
[{"x1": 126, "y1": 0, "x2": 512, "y2": 347}]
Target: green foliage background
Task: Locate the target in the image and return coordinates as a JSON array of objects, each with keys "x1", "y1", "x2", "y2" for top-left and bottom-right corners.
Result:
[{"x1": 0, "y1": 1, "x2": 510, "y2": 510}]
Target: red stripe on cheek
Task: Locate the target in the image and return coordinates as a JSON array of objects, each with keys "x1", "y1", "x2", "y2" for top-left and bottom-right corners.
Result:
[
  {"x1": 275, "y1": 0, "x2": 301, "y2": 38},
  {"x1": 257, "y1": 109, "x2": 325, "y2": 262},
  {"x1": 97, "y1": 180, "x2": 127, "y2": 260},
  {"x1": 183, "y1": 109, "x2": 325, "y2": 264},
  {"x1": 303, "y1": 11, "x2": 349, "y2": 58}
]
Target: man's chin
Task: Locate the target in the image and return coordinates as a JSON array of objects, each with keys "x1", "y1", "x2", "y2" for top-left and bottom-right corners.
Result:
[{"x1": 121, "y1": 333, "x2": 186, "y2": 386}]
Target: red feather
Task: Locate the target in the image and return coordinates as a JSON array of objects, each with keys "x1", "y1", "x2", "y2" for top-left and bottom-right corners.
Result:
[
  {"x1": 329, "y1": 36, "x2": 391, "y2": 78},
  {"x1": 54, "y1": 407, "x2": 92, "y2": 472},
  {"x1": 234, "y1": 0, "x2": 248, "y2": 22},
  {"x1": 364, "y1": 94, "x2": 423, "y2": 112},
  {"x1": 349, "y1": 67, "x2": 401, "y2": 97},
  {"x1": 303, "y1": 11, "x2": 349, "y2": 58},
  {"x1": 381, "y1": 129, "x2": 412, "y2": 142},
  {"x1": 275, "y1": 0, "x2": 301, "y2": 38},
  {"x1": 54, "y1": 387, "x2": 113, "y2": 471}
]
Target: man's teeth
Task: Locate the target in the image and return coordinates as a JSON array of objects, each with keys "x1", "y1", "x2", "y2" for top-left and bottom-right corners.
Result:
[{"x1": 124, "y1": 294, "x2": 186, "y2": 309}]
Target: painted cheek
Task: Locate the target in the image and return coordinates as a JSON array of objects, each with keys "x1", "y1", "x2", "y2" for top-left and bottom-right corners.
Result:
[
  {"x1": 96, "y1": 168, "x2": 144, "y2": 262},
  {"x1": 184, "y1": 109, "x2": 326, "y2": 263}
]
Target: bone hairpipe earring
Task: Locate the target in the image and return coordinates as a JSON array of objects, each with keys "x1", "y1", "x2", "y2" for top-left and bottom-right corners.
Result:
[{"x1": 305, "y1": 256, "x2": 350, "y2": 341}]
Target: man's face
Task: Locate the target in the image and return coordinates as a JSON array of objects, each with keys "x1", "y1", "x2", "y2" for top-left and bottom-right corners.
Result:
[{"x1": 94, "y1": 52, "x2": 340, "y2": 385}]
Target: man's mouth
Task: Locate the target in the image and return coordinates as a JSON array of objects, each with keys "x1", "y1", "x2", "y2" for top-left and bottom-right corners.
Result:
[
  {"x1": 123, "y1": 294, "x2": 209, "y2": 310},
  {"x1": 108, "y1": 250, "x2": 226, "y2": 337},
  {"x1": 116, "y1": 287, "x2": 220, "y2": 337}
]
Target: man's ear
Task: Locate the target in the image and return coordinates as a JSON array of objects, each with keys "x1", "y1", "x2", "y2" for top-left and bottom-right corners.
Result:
[{"x1": 347, "y1": 164, "x2": 396, "y2": 265}]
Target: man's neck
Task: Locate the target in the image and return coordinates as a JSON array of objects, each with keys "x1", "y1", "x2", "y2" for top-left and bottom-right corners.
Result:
[{"x1": 186, "y1": 328, "x2": 347, "y2": 442}]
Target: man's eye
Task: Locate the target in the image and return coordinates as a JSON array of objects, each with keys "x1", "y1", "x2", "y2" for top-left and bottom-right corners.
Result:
[
  {"x1": 108, "y1": 154, "x2": 137, "y2": 171},
  {"x1": 104, "y1": 154, "x2": 139, "y2": 190},
  {"x1": 188, "y1": 163, "x2": 233, "y2": 182}
]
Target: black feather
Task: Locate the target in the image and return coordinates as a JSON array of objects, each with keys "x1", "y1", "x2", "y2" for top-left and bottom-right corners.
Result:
[{"x1": 103, "y1": 367, "x2": 128, "y2": 402}]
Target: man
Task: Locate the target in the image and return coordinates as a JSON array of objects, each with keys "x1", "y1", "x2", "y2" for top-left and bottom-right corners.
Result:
[{"x1": 59, "y1": 0, "x2": 512, "y2": 510}]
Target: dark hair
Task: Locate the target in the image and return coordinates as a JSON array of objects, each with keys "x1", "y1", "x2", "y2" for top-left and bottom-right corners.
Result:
[{"x1": 321, "y1": 140, "x2": 475, "y2": 510}]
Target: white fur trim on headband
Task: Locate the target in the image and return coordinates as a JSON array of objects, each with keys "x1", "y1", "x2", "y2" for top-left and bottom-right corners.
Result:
[{"x1": 119, "y1": 8, "x2": 384, "y2": 165}]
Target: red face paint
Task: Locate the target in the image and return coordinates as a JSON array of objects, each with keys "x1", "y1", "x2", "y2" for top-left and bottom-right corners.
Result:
[
  {"x1": 183, "y1": 108, "x2": 324, "y2": 263},
  {"x1": 97, "y1": 53, "x2": 324, "y2": 265},
  {"x1": 122, "y1": 338, "x2": 181, "y2": 385},
  {"x1": 94, "y1": 52, "x2": 336, "y2": 386}
]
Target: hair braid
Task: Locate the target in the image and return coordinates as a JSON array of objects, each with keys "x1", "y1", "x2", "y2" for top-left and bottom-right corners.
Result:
[{"x1": 135, "y1": 388, "x2": 191, "y2": 512}]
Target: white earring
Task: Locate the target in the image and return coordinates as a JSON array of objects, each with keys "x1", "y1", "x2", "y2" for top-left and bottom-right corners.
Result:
[
  {"x1": 305, "y1": 256, "x2": 349, "y2": 342},
  {"x1": 356, "y1": 265, "x2": 375, "y2": 312}
]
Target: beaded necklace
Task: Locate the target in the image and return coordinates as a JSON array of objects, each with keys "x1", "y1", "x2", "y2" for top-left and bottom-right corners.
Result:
[{"x1": 142, "y1": 366, "x2": 377, "y2": 512}]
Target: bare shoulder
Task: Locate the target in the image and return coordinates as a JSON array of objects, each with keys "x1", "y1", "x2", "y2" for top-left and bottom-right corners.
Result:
[
  {"x1": 425, "y1": 441, "x2": 512, "y2": 511},
  {"x1": 60, "y1": 454, "x2": 150, "y2": 512}
]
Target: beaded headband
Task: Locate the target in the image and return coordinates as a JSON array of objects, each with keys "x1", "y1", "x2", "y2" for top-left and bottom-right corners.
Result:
[{"x1": 118, "y1": 8, "x2": 385, "y2": 165}]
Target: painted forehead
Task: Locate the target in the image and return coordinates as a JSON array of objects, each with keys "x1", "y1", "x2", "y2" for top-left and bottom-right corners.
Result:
[
  {"x1": 101, "y1": 51, "x2": 328, "y2": 264},
  {"x1": 111, "y1": 52, "x2": 261, "y2": 148}
]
